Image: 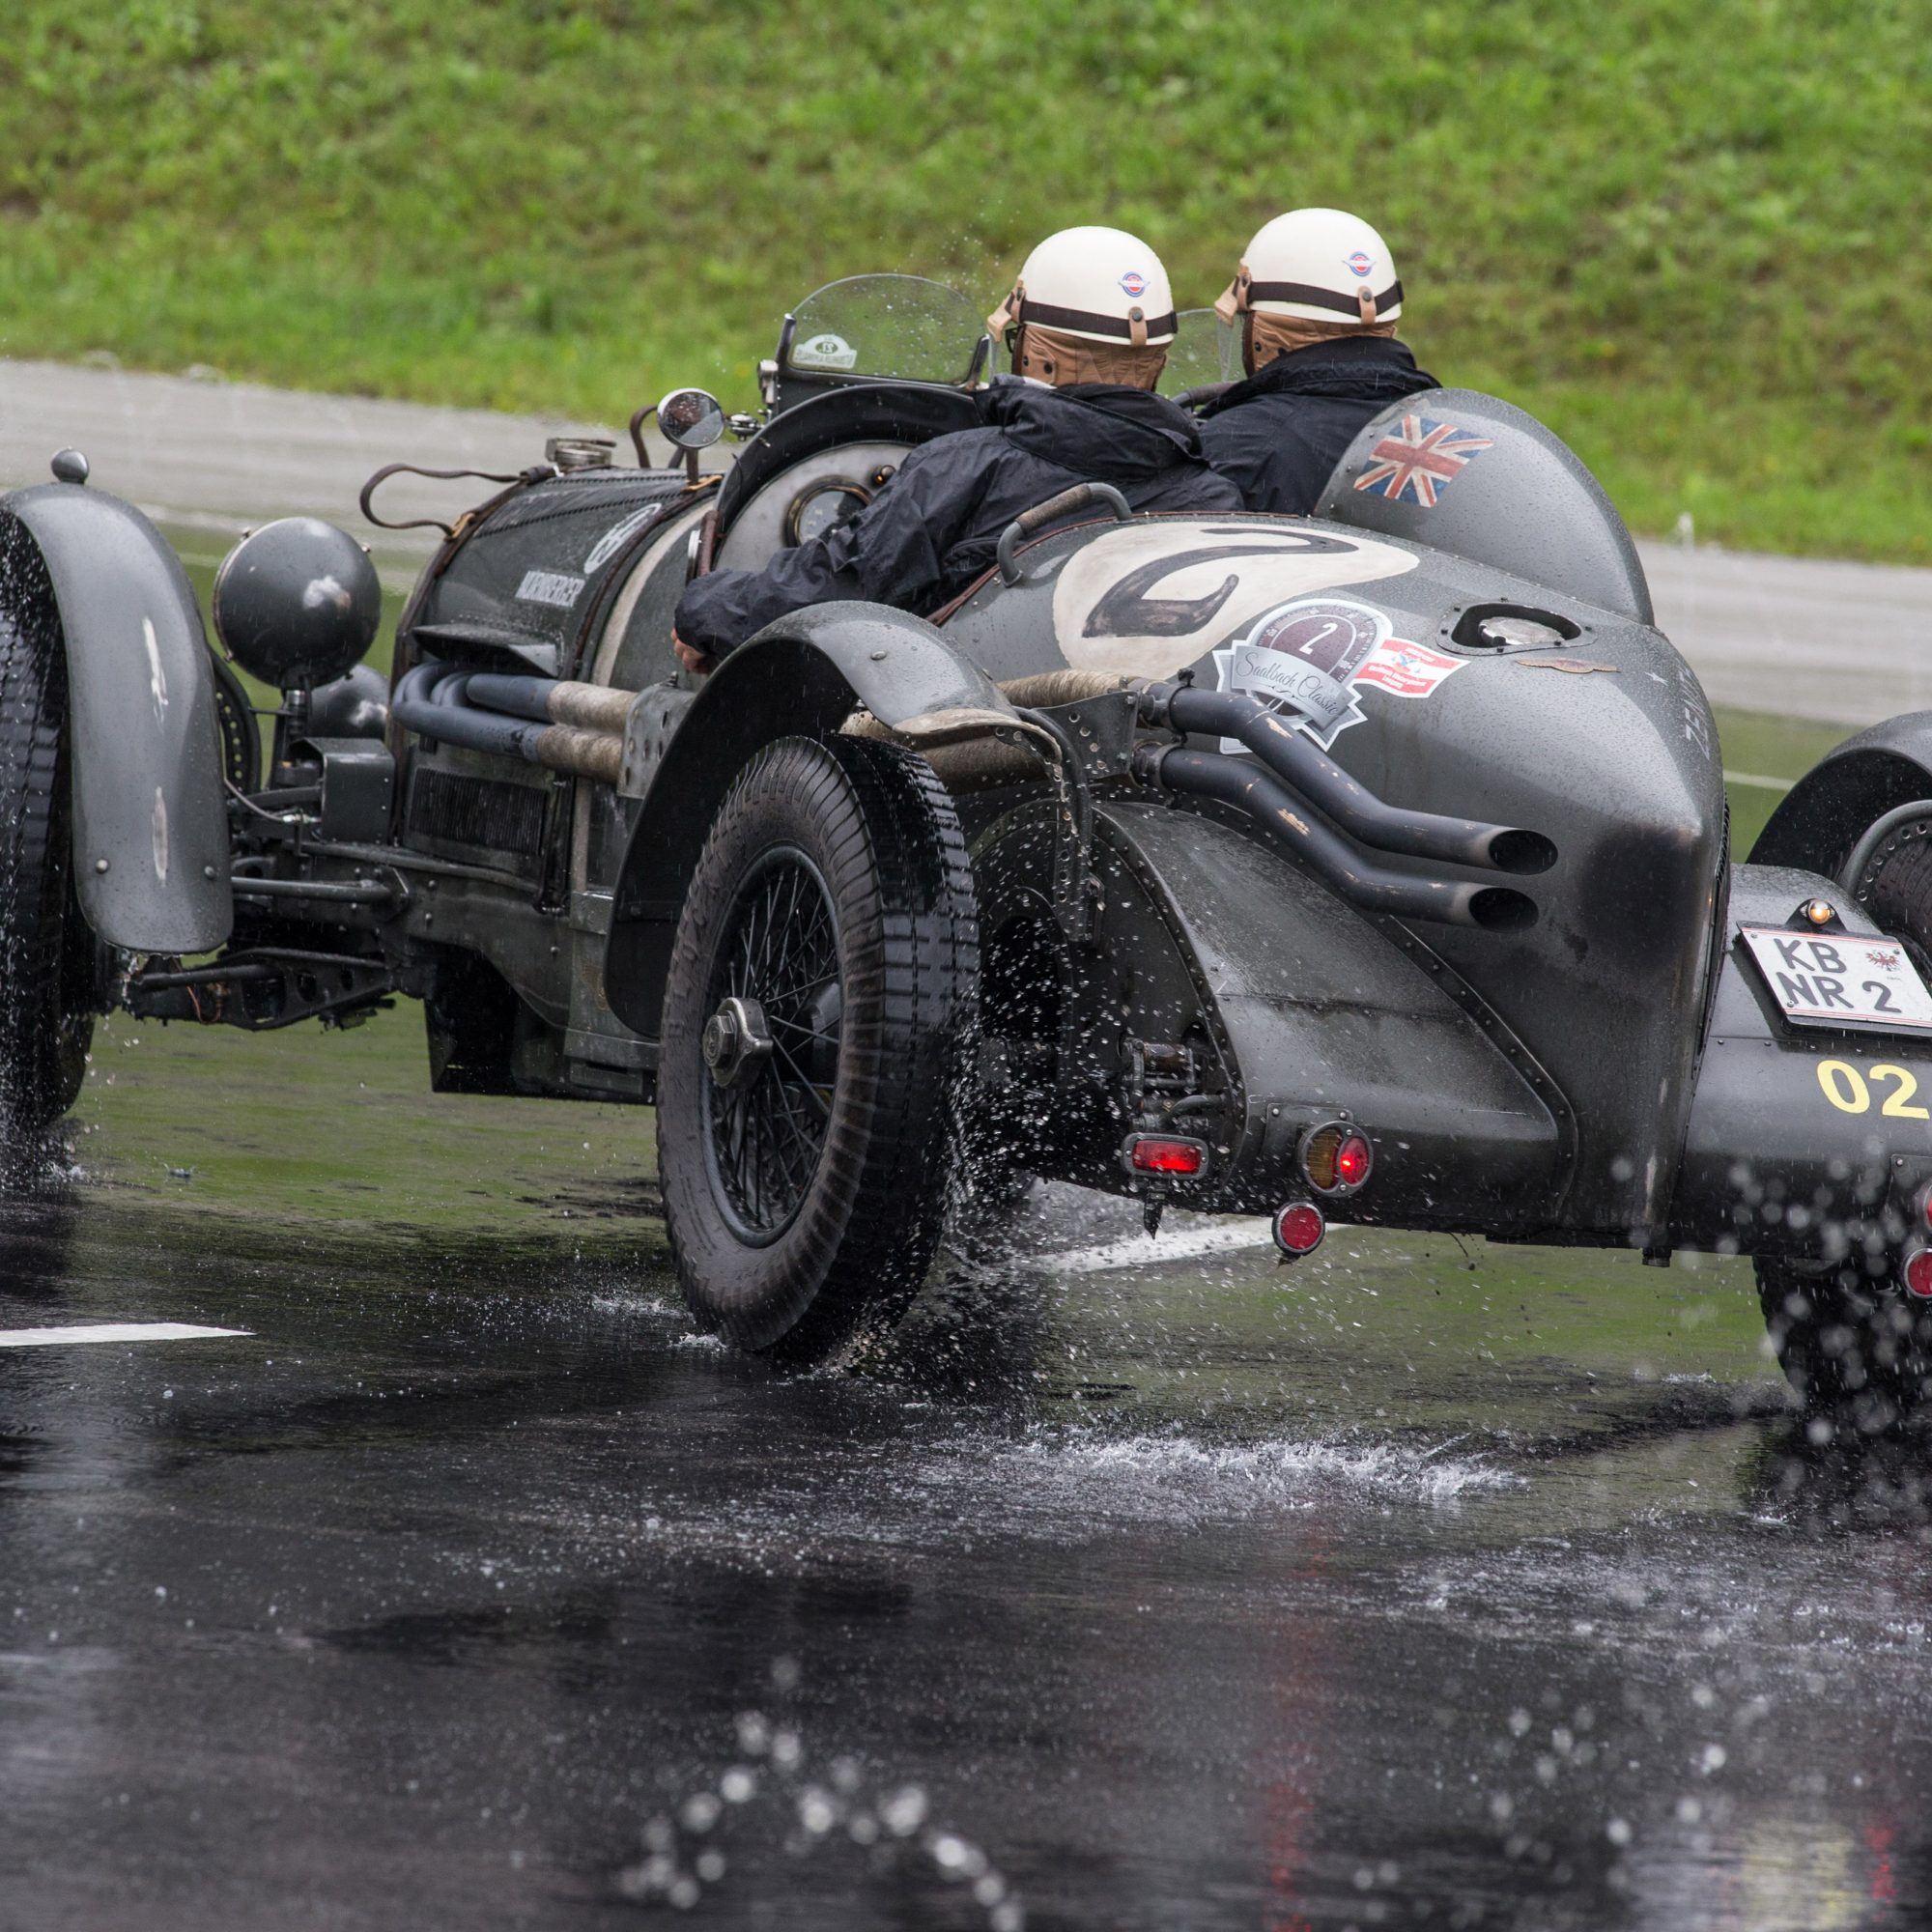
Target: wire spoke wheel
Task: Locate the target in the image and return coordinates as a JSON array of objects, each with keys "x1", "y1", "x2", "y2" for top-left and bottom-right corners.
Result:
[
  {"x1": 701, "y1": 848, "x2": 841, "y2": 1240},
  {"x1": 654, "y1": 734, "x2": 979, "y2": 1360}
]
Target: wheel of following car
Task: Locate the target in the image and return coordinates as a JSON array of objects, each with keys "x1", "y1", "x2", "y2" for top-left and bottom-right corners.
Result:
[
  {"x1": 1847, "y1": 810, "x2": 1932, "y2": 964},
  {"x1": 0, "y1": 550, "x2": 96, "y2": 1139},
  {"x1": 1756, "y1": 1257, "x2": 1932, "y2": 1436},
  {"x1": 656, "y1": 734, "x2": 979, "y2": 1359}
]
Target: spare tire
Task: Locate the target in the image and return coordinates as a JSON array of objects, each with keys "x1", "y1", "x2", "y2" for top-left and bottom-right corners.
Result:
[
  {"x1": 655, "y1": 734, "x2": 978, "y2": 1359},
  {"x1": 0, "y1": 531, "x2": 96, "y2": 1137}
]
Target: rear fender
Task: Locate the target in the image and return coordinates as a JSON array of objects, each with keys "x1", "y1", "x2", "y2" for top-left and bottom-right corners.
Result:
[
  {"x1": 1749, "y1": 712, "x2": 1932, "y2": 874},
  {"x1": 1076, "y1": 800, "x2": 1567, "y2": 1223},
  {"x1": 604, "y1": 601, "x2": 1010, "y2": 1034},
  {"x1": 1, "y1": 487, "x2": 231, "y2": 952}
]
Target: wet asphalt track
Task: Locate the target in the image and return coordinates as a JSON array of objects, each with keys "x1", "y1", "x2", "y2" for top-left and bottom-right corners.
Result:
[
  {"x1": 6, "y1": 1010, "x2": 1932, "y2": 1932},
  {"x1": 6, "y1": 367, "x2": 1932, "y2": 1928}
]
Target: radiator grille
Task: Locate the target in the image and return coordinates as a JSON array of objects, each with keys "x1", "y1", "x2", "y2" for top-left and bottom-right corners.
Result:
[{"x1": 406, "y1": 767, "x2": 549, "y2": 862}]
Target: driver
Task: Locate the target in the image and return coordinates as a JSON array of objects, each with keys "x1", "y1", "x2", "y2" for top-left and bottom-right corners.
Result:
[
  {"x1": 672, "y1": 227, "x2": 1238, "y2": 670},
  {"x1": 1198, "y1": 209, "x2": 1439, "y2": 515}
]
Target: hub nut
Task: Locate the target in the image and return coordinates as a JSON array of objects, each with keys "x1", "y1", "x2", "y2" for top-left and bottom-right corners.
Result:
[{"x1": 701, "y1": 995, "x2": 775, "y2": 1089}]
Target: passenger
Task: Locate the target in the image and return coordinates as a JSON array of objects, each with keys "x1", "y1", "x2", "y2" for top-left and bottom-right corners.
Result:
[
  {"x1": 672, "y1": 226, "x2": 1240, "y2": 672},
  {"x1": 1199, "y1": 209, "x2": 1439, "y2": 515}
]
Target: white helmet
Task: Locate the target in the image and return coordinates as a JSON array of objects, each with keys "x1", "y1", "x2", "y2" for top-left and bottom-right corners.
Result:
[
  {"x1": 988, "y1": 226, "x2": 1178, "y2": 350},
  {"x1": 1216, "y1": 208, "x2": 1404, "y2": 328}
]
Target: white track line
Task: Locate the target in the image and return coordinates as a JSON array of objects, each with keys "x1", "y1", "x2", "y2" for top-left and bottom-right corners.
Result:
[
  {"x1": 0, "y1": 1322, "x2": 250, "y2": 1349},
  {"x1": 1040, "y1": 1222, "x2": 1273, "y2": 1275}
]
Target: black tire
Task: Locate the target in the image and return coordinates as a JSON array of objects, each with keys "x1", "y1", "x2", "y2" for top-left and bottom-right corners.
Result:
[
  {"x1": 1848, "y1": 805, "x2": 1932, "y2": 965},
  {"x1": 1758, "y1": 1258, "x2": 1932, "y2": 1435},
  {"x1": 657, "y1": 735, "x2": 979, "y2": 1359},
  {"x1": 1762, "y1": 807, "x2": 1932, "y2": 1435},
  {"x1": 0, "y1": 534, "x2": 95, "y2": 1136}
]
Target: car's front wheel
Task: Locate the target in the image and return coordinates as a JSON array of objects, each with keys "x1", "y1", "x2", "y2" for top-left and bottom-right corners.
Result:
[
  {"x1": 0, "y1": 530, "x2": 95, "y2": 1140},
  {"x1": 656, "y1": 735, "x2": 978, "y2": 1359}
]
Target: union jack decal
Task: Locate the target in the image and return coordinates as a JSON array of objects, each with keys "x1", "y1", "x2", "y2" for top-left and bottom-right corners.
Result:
[{"x1": 1352, "y1": 415, "x2": 1492, "y2": 508}]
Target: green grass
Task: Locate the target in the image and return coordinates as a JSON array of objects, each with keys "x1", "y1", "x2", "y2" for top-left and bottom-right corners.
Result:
[
  {"x1": 1715, "y1": 705, "x2": 1850, "y2": 855},
  {"x1": 73, "y1": 999, "x2": 664, "y2": 1249},
  {"x1": 2, "y1": 2, "x2": 1929, "y2": 559}
]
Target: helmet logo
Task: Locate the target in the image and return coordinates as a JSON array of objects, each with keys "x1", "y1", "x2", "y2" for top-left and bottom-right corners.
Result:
[
  {"x1": 1346, "y1": 251, "x2": 1374, "y2": 278},
  {"x1": 1119, "y1": 271, "x2": 1148, "y2": 298}
]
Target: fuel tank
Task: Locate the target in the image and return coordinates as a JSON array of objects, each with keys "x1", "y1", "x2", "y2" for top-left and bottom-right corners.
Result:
[{"x1": 942, "y1": 509, "x2": 1726, "y2": 1243}]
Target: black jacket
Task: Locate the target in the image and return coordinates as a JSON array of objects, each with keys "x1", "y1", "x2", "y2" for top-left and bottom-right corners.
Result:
[
  {"x1": 1199, "y1": 337, "x2": 1438, "y2": 516},
  {"x1": 676, "y1": 378, "x2": 1241, "y2": 657}
]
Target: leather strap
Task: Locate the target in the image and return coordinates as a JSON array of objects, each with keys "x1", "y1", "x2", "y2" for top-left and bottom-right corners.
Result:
[
  {"x1": 1015, "y1": 298, "x2": 1179, "y2": 342},
  {"x1": 1241, "y1": 278, "x2": 1403, "y2": 320}
]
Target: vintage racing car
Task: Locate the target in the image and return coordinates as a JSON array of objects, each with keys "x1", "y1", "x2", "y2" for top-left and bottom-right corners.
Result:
[{"x1": 6, "y1": 275, "x2": 1932, "y2": 1428}]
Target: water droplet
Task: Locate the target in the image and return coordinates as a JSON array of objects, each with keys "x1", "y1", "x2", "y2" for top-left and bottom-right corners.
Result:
[{"x1": 881, "y1": 1785, "x2": 929, "y2": 1836}]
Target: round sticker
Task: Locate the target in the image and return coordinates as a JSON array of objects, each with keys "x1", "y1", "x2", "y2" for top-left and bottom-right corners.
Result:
[{"x1": 1346, "y1": 251, "x2": 1374, "y2": 278}]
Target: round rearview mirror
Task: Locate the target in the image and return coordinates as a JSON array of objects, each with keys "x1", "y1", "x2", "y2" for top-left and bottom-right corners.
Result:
[{"x1": 657, "y1": 387, "x2": 725, "y2": 450}]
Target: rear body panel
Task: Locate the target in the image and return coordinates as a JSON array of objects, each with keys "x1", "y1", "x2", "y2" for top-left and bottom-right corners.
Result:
[{"x1": 942, "y1": 509, "x2": 1723, "y2": 1239}]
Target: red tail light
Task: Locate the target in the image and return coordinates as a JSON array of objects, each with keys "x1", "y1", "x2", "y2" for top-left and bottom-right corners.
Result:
[
  {"x1": 1903, "y1": 1249, "x2": 1932, "y2": 1299},
  {"x1": 1300, "y1": 1122, "x2": 1374, "y2": 1195},
  {"x1": 1124, "y1": 1135, "x2": 1208, "y2": 1177},
  {"x1": 1272, "y1": 1202, "x2": 1326, "y2": 1258}
]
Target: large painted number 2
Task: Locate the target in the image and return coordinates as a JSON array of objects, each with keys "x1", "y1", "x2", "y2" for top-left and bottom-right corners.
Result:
[{"x1": 1816, "y1": 1059, "x2": 1932, "y2": 1119}]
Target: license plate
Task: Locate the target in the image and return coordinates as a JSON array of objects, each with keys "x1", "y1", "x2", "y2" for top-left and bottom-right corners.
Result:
[{"x1": 1741, "y1": 924, "x2": 1932, "y2": 1033}]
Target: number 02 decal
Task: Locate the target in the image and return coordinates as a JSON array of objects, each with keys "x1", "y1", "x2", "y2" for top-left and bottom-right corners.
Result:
[{"x1": 1816, "y1": 1059, "x2": 1932, "y2": 1119}]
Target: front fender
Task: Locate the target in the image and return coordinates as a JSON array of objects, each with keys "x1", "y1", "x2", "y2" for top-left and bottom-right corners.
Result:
[
  {"x1": 604, "y1": 600, "x2": 1009, "y2": 1035},
  {"x1": 1750, "y1": 711, "x2": 1932, "y2": 874},
  {"x1": 1, "y1": 486, "x2": 231, "y2": 952}
]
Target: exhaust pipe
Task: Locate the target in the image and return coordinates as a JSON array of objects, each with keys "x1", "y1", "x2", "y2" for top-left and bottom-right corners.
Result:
[
  {"x1": 1136, "y1": 745, "x2": 1538, "y2": 932},
  {"x1": 391, "y1": 665, "x2": 623, "y2": 784},
  {"x1": 1140, "y1": 681, "x2": 1555, "y2": 877}
]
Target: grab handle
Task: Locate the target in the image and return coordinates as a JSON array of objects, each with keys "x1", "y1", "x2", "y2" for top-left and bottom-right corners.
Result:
[{"x1": 996, "y1": 481, "x2": 1132, "y2": 585}]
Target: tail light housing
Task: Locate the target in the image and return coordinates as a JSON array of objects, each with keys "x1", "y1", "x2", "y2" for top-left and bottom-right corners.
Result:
[
  {"x1": 1122, "y1": 1134, "x2": 1208, "y2": 1178},
  {"x1": 1271, "y1": 1202, "x2": 1326, "y2": 1258},
  {"x1": 1903, "y1": 1249, "x2": 1932, "y2": 1299},
  {"x1": 1300, "y1": 1121, "x2": 1373, "y2": 1196}
]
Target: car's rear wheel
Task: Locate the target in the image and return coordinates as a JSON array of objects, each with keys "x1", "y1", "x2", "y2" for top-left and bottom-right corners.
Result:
[
  {"x1": 0, "y1": 533, "x2": 96, "y2": 1138},
  {"x1": 1758, "y1": 1258, "x2": 1932, "y2": 1435},
  {"x1": 657, "y1": 734, "x2": 978, "y2": 1359}
]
